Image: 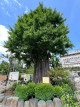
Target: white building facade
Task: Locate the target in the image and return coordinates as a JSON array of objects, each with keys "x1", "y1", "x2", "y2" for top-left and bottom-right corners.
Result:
[{"x1": 60, "y1": 49, "x2": 80, "y2": 68}]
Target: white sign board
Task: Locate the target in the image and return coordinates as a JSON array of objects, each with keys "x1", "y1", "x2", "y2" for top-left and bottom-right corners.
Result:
[
  {"x1": 9, "y1": 72, "x2": 19, "y2": 80},
  {"x1": 24, "y1": 74, "x2": 33, "y2": 81}
]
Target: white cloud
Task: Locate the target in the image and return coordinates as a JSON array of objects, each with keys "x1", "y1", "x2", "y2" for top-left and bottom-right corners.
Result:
[
  {"x1": 14, "y1": 0, "x2": 22, "y2": 8},
  {"x1": 0, "y1": 25, "x2": 9, "y2": 43},
  {"x1": 0, "y1": 44, "x2": 10, "y2": 59},
  {"x1": 0, "y1": 25, "x2": 10, "y2": 56},
  {"x1": 24, "y1": 7, "x2": 28, "y2": 14},
  {"x1": 0, "y1": 45, "x2": 8, "y2": 55}
]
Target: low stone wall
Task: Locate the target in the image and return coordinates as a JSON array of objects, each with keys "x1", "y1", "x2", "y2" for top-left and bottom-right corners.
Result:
[
  {"x1": 0, "y1": 95, "x2": 62, "y2": 107},
  {"x1": 0, "y1": 75, "x2": 7, "y2": 81},
  {"x1": 0, "y1": 75, "x2": 7, "y2": 86}
]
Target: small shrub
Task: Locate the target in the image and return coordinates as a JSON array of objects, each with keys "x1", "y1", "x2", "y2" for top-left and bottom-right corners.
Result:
[
  {"x1": 51, "y1": 79, "x2": 71, "y2": 86},
  {"x1": 62, "y1": 79, "x2": 71, "y2": 85},
  {"x1": 62, "y1": 84, "x2": 73, "y2": 95},
  {"x1": 23, "y1": 80, "x2": 32, "y2": 85},
  {"x1": 61, "y1": 94, "x2": 78, "y2": 107},
  {"x1": 21, "y1": 80, "x2": 25, "y2": 84},
  {"x1": 15, "y1": 85, "x2": 27, "y2": 100},
  {"x1": 9, "y1": 82, "x2": 21, "y2": 91},
  {"x1": 27, "y1": 80, "x2": 32, "y2": 85},
  {"x1": 48, "y1": 68, "x2": 70, "y2": 86},
  {"x1": 35, "y1": 83, "x2": 54, "y2": 101},
  {"x1": 51, "y1": 79, "x2": 63, "y2": 86},
  {"x1": 26, "y1": 82, "x2": 36, "y2": 98},
  {"x1": 53, "y1": 86, "x2": 64, "y2": 98},
  {"x1": 15, "y1": 82, "x2": 36, "y2": 100},
  {"x1": 64, "y1": 67, "x2": 80, "y2": 71}
]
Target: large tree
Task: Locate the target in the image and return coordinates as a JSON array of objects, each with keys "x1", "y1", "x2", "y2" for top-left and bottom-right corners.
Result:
[{"x1": 5, "y1": 3, "x2": 73, "y2": 83}]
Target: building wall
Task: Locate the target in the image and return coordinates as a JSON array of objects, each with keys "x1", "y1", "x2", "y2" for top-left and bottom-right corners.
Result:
[{"x1": 60, "y1": 53, "x2": 80, "y2": 68}]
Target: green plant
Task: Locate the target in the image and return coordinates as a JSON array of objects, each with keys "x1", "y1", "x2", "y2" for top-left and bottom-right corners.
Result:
[
  {"x1": 53, "y1": 86, "x2": 64, "y2": 98},
  {"x1": 0, "y1": 61, "x2": 9, "y2": 75},
  {"x1": 48, "y1": 68, "x2": 70, "y2": 86},
  {"x1": 35, "y1": 83, "x2": 54, "y2": 101},
  {"x1": 21, "y1": 80, "x2": 26, "y2": 84},
  {"x1": 15, "y1": 82, "x2": 36, "y2": 100},
  {"x1": 9, "y1": 82, "x2": 21, "y2": 91},
  {"x1": 5, "y1": 3, "x2": 73, "y2": 83},
  {"x1": 61, "y1": 94, "x2": 78, "y2": 107},
  {"x1": 62, "y1": 84, "x2": 73, "y2": 95},
  {"x1": 15, "y1": 85, "x2": 27, "y2": 100},
  {"x1": 19, "y1": 73, "x2": 21, "y2": 80},
  {"x1": 49, "y1": 54, "x2": 62, "y2": 68},
  {"x1": 61, "y1": 84, "x2": 78, "y2": 106},
  {"x1": 27, "y1": 80, "x2": 32, "y2": 85},
  {"x1": 26, "y1": 82, "x2": 36, "y2": 98},
  {"x1": 62, "y1": 79, "x2": 71, "y2": 85},
  {"x1": 63, "y1": 67, "x2": 80, "y2": 71}
]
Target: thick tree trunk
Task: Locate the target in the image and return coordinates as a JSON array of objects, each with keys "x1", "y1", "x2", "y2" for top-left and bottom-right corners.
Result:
[{"x1": 33, "y1": 58, "x2": 49, "y2": 83}]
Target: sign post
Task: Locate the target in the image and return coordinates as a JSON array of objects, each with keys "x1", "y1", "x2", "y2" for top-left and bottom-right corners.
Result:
[
  {"x1": 9, "y1": 72, "x2": 19, "y2": 81},
  {"x1": 6, "y1": 72, "x2": 19, "y2": 88},
  {"x1": 42, "y1": 77, "x2": 50, "y2": 84}
]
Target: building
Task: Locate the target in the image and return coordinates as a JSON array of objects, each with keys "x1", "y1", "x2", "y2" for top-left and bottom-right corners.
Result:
[{"x1": 60, "y1": 49, "x2": 80, "y2": 68}]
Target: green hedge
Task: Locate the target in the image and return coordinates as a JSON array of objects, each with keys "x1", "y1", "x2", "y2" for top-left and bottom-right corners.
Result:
[
  {"x1": 61, "y1": 84, "x2": 73, "y2": 95},
  {"x1": 15, "y1": 82, "x2": 36, "y2": 100},
  {"x1": 53, "y1": 86, "x2": 64, "y2": 98},
  {"x1": 14, "y1": 82, "x2": 75, "y2": 101},
  {"x1": 63, "y1": 67, "x2": 80, "y2": 71},
  {"x1": 15, "y1": 85, "x2": 27, "y2": 100},
  {"x1": 35, "y1": 83, "x2": 54, "y2": 101},
  {"x1": 26, "y1": 82, "x2": 36, "y2": 98}
]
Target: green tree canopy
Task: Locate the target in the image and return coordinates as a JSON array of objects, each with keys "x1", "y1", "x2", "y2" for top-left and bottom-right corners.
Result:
[
  {"x1": 5, "y1": 3, "x2": 73, "y2": 83},
  {"x1": 0, "y1": 61, "x2": 9, "y2": 75},
  {"x1": 49, "y1": 54, "x2": 62, "y2": 68}
]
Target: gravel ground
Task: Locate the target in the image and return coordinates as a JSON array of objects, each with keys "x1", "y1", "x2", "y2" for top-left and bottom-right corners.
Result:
[
  {"x1": 0, "y1": 85, "x2": 6, "y2": 107},
  {"x1": 0, "y1": 85, "x2": 6, "y2": 93}
]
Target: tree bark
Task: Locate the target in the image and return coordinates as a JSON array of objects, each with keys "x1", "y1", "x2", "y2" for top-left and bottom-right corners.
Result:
[{"x1": 33, "y1": 57, "x2": 49, "y2": 83}]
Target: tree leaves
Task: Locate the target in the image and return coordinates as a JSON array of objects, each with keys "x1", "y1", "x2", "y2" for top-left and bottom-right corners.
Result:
[{"x1": 5, "y1": 3, "x2": 73, "y2": 65}]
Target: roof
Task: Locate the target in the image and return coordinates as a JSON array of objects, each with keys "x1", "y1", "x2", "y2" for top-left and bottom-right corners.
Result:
[{"x1": 61, "y1": 49, "x2": 80, "y2": 58}]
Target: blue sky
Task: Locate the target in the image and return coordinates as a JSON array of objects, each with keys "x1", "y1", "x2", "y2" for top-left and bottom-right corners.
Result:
[{"x1": 0, "y1": 0, "x2": 80, "y2": 61}]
